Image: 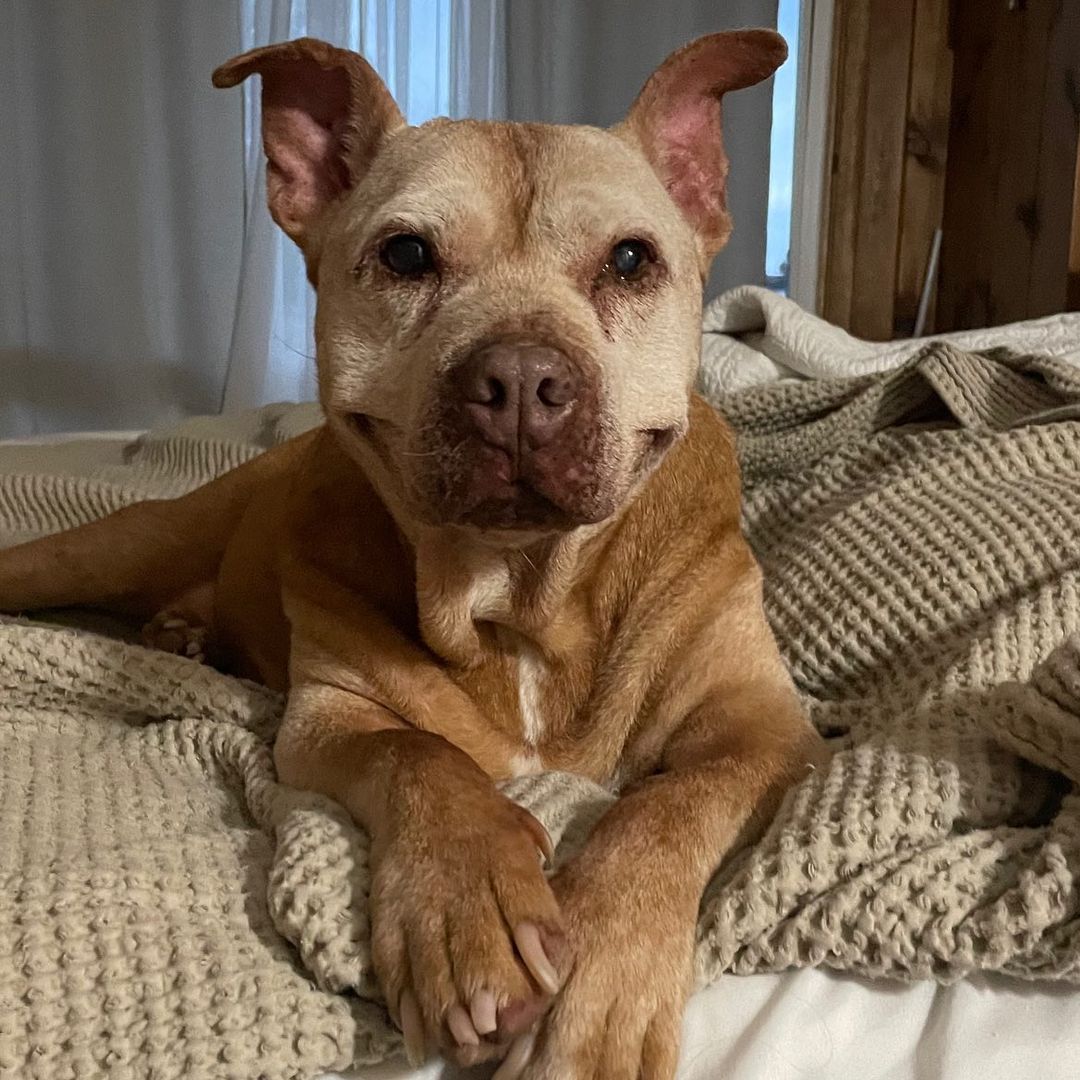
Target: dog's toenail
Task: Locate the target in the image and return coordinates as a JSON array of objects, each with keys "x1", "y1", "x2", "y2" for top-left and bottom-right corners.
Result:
[
  {"x1": 447, "y1": 1002, "x2": 479, "y2": 1046},
  {"x1": 513, "y1": 922, "x2": 560, "y2": 995},
  {"x1": 399, "y1": 989, "x2": 427, "y2": 1066},
  {"x1": 470, "y1": 989, "x2": 498, "y2": 1036},
  {"x1": 492, "y1": 1031, "x2": 535, "y2": 1080}
]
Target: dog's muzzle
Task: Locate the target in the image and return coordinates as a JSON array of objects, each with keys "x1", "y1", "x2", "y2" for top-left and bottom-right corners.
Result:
[{"x1": 416, "y1": 337, "x2": 611, "y2": 530}]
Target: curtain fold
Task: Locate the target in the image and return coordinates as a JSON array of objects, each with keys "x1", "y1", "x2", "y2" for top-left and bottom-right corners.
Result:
[{"x1": 0, "y1": 1, "x2": 245, "y2": 438}]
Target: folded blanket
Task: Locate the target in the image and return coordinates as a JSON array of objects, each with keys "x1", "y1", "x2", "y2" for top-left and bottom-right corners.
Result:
[
  {"x1": 699, "y1": 284, "x2": 1080, "y2": 394},
  {"x1": 3, "y1": 342, "x2": 1080, "y2": 1080}
]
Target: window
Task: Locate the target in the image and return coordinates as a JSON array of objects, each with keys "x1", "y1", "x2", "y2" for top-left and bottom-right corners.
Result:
[{"x1": 766, "y1": 0, "x2": 800, "y2": 294}]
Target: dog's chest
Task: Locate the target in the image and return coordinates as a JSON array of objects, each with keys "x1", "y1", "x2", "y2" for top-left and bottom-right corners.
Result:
[
  {"x1": 515, "y1": 641, "x2": 547, "y2": 749},
  {"x1": 443, "y1": 614, "x2": 631, "y2": 782}
]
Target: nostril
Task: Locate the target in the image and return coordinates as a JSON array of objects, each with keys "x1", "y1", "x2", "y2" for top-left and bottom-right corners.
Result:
[
  {"x1": 466, "y1": 375, "x2": 506, "y2": 408},
  {"x1": 536, "y1": 376, "x2": 575, "y2": 408},
  {"x1": 481, "y1": 377, "x2": 506, "y2": 408}
]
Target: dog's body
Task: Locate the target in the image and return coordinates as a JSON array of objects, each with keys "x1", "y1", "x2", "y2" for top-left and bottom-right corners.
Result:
[{"x1": 0, "y1": 32, "x2": 826, "y2": 1079}]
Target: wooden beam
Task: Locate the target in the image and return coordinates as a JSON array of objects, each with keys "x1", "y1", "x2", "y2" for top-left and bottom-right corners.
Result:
[
  {"x1": 848, "y1": 0, "x2": 916, "y2": 340},
  {"x1": 938, "y1": 0, "x2": 1080, "y2": 331},
  {"x1": 894, "y1": 0, "x2": 953, "y2": 337},
  {"x1": 821, "y1": 0, "x2": 871, "y2": 331},
  {"x1": 1069, "y1": 135, "x2": 1080, "y2": 310},
  {"x1": 988, "y1": 0, "x2": 1054, "y2": 327},
  {"x1": 936, "y1": 0, "x2": 1004, "y2": 331},
  {"x1": 1028, "y1": 0, "x2": 1080, "y2": 319}
]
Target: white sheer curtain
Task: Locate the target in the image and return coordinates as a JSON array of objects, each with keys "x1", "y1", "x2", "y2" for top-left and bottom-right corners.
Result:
[
  {"x1": 221, "y1": 0, "x2": 506, "y2": 411},
  {"x1": 0, "y1": 1, "x2": 245, "y2": 438}
]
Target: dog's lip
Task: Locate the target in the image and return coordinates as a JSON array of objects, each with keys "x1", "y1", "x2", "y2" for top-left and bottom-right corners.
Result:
[
  {"x1": 344, "y1": 410, "x2": 392, "y2": 433},
  {"x1": 343, "y1": 411, "x2": 403, "y2": 443},
  {"x1": 451, "y1": 493, "x2": 575, "y2": 530},
  {"x1": 635, "y1": 425, "x2": 681, "y2": 470},
  {"x1": 446, "y1": 476, "x2": 614, "y2": 531},
  {"x1": 454, "y1": 522, "x2": 565, "y2": 547},
  {"x1": 642, "y1": 426, "x2": 678, "y2": 452},
  {"x1": 345, "y1": 412, "x2": 374, "y2": 437},
  {"x1": 340, "y1": 411, "x2": 403, "y2": 470}
]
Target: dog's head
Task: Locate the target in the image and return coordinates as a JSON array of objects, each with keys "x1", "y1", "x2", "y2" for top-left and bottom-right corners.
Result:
[{"x1": 214, "y1": 32, "x2": 785, "y2": 537}]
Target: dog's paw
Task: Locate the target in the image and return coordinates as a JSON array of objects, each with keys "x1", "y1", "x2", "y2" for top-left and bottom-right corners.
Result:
[
  {"x1": 498, "y1": 857, "x2": 695, "y2": 1080},
  {"x1": 141, "y1": 610, "x2": 211, "y2": 663},
  {"x1": 370, "y1": 794, "x2": 568, "y2": 1068},
  {"x1": 509, "y1": 958, "x2": 684, "y2": 1080}
]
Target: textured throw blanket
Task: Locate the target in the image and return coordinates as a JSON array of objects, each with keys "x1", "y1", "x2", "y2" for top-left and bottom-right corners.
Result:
[
  {"x1": 699, "y1": 284, "x2": 1080, "y2": 393},
  {"x1": 3, "y1": 342, "x2": 1080, "y2": 1080}
]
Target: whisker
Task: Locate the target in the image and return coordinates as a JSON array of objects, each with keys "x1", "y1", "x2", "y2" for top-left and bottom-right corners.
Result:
[{"x1": 273, "y1": 335, "x2": 317, "y2": 363}]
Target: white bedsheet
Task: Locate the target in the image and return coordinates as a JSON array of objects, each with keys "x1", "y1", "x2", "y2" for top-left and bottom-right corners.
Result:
[{"x1": 331, "y1": 968, "x2": 1080, "y2": 1080}]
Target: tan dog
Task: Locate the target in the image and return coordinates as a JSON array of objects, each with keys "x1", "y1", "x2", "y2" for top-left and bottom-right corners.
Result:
[{"x1": 0, "y1": 32, "x2": 826, "y2": 1079}]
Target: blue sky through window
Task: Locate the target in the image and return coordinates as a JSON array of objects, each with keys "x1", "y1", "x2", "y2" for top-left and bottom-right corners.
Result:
[{"x1": 766, "y1": 0, "x2": 800, "y2": 288}]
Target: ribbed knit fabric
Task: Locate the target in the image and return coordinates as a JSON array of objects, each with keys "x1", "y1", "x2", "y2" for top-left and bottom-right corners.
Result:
[
  {"x1": 3, "y1": 342, "x2": 1080, "y2": 1079},
  {"x1": 697, "y1": 343, "x2": 1080, "y2": 984},
  {"x1": 0, "y1": 620, "x2": 398, "y2": 1080}
]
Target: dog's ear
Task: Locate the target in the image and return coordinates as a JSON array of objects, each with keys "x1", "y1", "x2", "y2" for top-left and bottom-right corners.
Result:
[
  {"x1": 619, "y1": 30, "x2": 787, "y2": 263},
  {"x1": 213, "y1": 37, "x2": 404, "y2": 251}
]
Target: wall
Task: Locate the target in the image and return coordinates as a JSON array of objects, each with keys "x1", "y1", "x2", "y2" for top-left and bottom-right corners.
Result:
[
  {"x1": 937, "y1": 0, "x2": 1080, "y2": 331},
  {"x1": 819, "y1": 0, "x2": 953, "y2": 339}
]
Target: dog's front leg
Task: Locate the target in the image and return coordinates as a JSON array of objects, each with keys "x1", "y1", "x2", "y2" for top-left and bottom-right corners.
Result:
[
  {"x1": 514, "y1": 599, "x2": 828, "y2": 1079},
  {"x1": 518, "y1": 704, "x2": 824, "y2": 1080},
  {"x1": 275, "y1": 680, "x2": 568, "y2": 1068}
]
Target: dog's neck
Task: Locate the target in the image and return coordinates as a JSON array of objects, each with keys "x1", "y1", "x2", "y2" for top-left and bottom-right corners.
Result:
[
  {"x1": 412, "y1": 523, "x2": 609, "y2": 667},
  {"x1": 336, "y1": 422, "x2": 622, "y2": 666}
]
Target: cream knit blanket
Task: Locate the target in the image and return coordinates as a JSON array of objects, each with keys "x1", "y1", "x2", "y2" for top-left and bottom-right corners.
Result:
[{"x1": 3, "y1": 342, "x2": 1080, "y2": 1080}]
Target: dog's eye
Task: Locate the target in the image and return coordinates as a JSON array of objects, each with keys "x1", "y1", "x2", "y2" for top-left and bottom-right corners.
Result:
[
  {"x1": 380, "y1": 233, "x2": 434, "y2": 277},
  {"x1": 609, "y1": 239, "x2": 652, "y2": 281}
]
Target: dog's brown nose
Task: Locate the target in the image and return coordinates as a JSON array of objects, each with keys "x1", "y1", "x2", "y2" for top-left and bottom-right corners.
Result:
[{"x1": 454, "y1": 342, "x2": 580, "y2": 450}]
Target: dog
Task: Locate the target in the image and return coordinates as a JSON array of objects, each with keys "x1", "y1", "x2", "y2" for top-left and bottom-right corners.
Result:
[{"x1": 0, "y1": 31, "x2": 827, "y2": 1079}]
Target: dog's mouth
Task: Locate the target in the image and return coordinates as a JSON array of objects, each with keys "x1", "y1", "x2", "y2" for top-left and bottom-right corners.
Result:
[
  {"x1": 346, "y1": 412, "x2": 374, "y2": 437},
  {"x1": 418, "y1": 423, "x2": 681, "y2": 532},
  {"x1": 344, "y1": 411, "x2": 400, "y2": 466},
  {"x1": 341, "y1": 409, "x2": 680, "y2": 532},
  {"x1": 338, "y1": 411, "x2": 571, "y2": 528},
  {"x1": 447, "y1": 481, "x2": 584, "y2": 531},
  {"x1": 346, "y1": 412, "x2": 388, "y2": 443},
  {"x1": 641, "y1": 425, "x2": 678, "y2": 462}
]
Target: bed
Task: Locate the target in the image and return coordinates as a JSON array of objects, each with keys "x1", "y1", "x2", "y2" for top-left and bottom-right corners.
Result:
[{"x1": 4, "y1": 290, "x2": 1080, "y2": 1080}]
